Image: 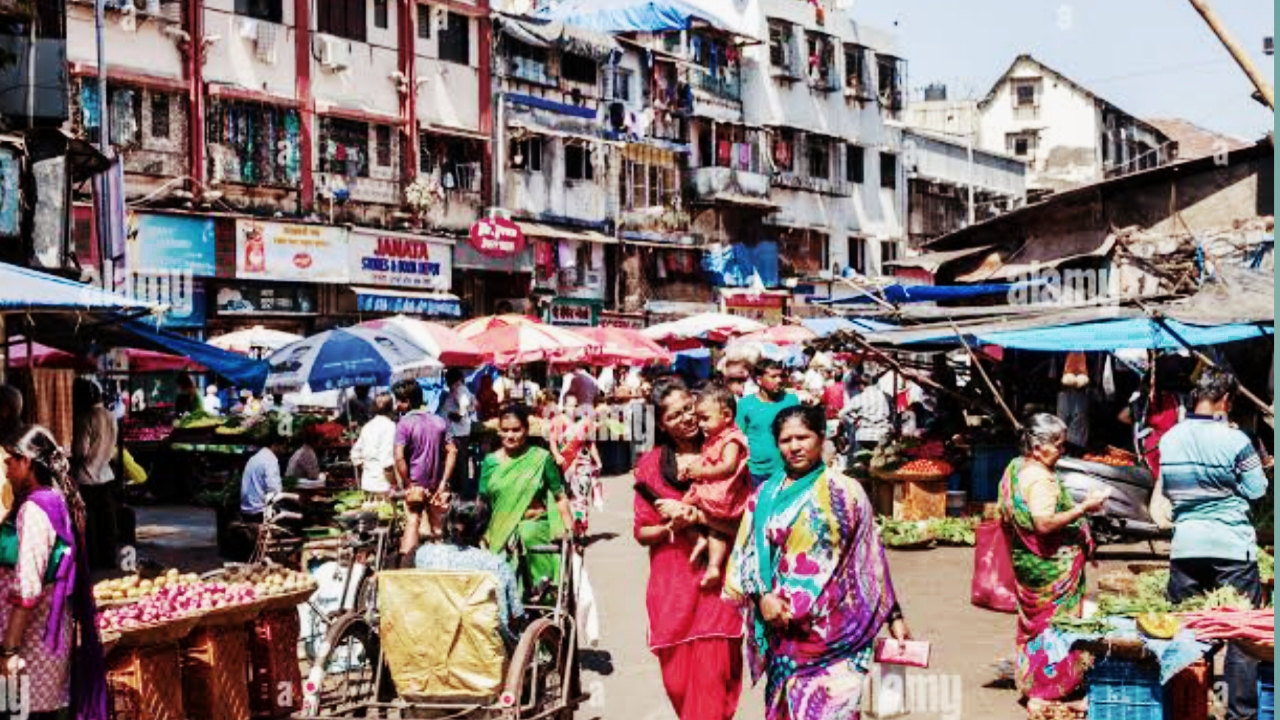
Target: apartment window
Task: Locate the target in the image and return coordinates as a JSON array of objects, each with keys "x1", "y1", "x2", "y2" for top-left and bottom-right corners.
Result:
[
  {"x1": 416, "y1": 3, "x2": 430, "y2": 38},
  {"x1": 1012, "y1": 79, "x2": 1039, "y2": 107},
  {"x1": 876, "y1": 53, "x2": 904, "y2": 111},
  {"x1": 844, "y1": 44, "x2": 866, "y2": 93},
  {"x1": 150, "y1": 93, "x2": 170, "y2": 140},
  {"x1": 206, "y1": 100, "x2": 301, "y2": 186},
  {"x1": 846, "y1": 144, "x2": 864, "y2": 184},
  {"x1": 375, "y1": 125, "x2": 391, "y2": 167},
  {"x1": 508, "y1": 40, "x2": 550, "y2": 84},
  {"x1": 420, "y1": 134, "x2": 482, "y2": 191},
  {"x1": 1006, "y1": 132, "x2": 1036, "y2": 158},
  {"x1": 773, "y1": 129, "x2": 795, "y2": 173},
  {"x1": 438, "y1": 11, "x2": 470, "y2": 64},
  {"x1": 319, "y1": 117, "x2": 370, "y2": 177},
  {"x1": 625, "y1": 163, "x2": 677, "y2": 209},
  {"x1": 806, "y1": 136, "x2": 830, "y2": 180},
  {"x1": 779, "y1": 228, "x2": 827, "y2": 276},
  {"x1": 236, "y1": 0, "x2": 281, "y2": 23},
  {"x1": 607, "y1": 67, "x2": 633, "y2": 102},
  {"x1": 879, "y1": 152, "x2": 896, "y2": 189},
  {"x1": 848, "y1": 237, "x2": 868, "y2": 274},
  {"x1": 318, "y1": 0, "x2": 366, "y2": 42},
  {"x1": 806, "y1": 32, "x2": 834, "y2": 89},
  {"x1": 881, "y1": 240, "x2": 900, "y2": 265},
  {"x1": 565, "y1": 144, "x2": 593, "y2": 181},
  {"x1": 768, "y1": 19, "x2": 793, "y2": 71},
  {"x1": 373, "y1": 0, "x2": 387, "y2": 29},
  {"x1": 509, "y1": 137, "x2": 543, "y2": 172},
  {"x1": 562, "y1": 53, "x2": 597, "y2": 86}
]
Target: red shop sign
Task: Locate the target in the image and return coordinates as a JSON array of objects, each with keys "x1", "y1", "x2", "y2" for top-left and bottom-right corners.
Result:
[
  {"x1": 469, "y1": 217, "x2": 526, "y2": 258},
  {"x1": 724, "y1": 293, "x2": 786, "y2": 309}
]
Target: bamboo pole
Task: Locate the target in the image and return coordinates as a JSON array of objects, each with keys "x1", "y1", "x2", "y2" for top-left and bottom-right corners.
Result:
[
  {"x1": 949, "y1": 320, "x2": 1023, "y2": 431},
  {"x1": 1187, "y1": 0, "x2": 1274, "y2": 109}
]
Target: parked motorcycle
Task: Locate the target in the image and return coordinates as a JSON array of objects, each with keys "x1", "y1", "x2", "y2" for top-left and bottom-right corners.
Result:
[{"x1": 1057, "y1": 456, "x2": 1172, "y2": 546}]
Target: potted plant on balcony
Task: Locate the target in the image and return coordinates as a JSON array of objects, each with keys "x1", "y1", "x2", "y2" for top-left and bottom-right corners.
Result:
[{"x1": 404, "y1": 173, "x2": 444, "y2": 228}]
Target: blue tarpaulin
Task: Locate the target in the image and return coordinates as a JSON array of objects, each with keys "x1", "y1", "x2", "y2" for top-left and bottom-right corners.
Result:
[
  {"x1": 121, "y1": 320, "x2": 269, "y2": 391},
  {"x1": 974, "y1": 318, "x2": 1273, "y2": 352},
  {"x1": 533, "y1": 0, "x2": 760, "y2": 39},
  {"x1": 507, "y1": 93, "x2": 598, "y2": 120},
  {"x1": 0, "y1": 262, "x2": 156, "y2": 313},
  {"x1": 819, "y1": 281, "x2": 1048, "y2": 305},
  {"x1": 702, "y1": 242, "x2": 779, "y2": 288},
  {"x1": 801, "y1": 317, "x2": 896, "y2": 337}
]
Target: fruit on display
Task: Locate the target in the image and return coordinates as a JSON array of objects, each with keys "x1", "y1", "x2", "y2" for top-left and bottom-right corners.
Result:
[
  {"x1": 895, "y1": 458, "x2": 954, "y2": 477},
  {"x1": 1136, "y1": 612, "x2": 1180, "y2": 639},
  {"x1": 220, "y1": 566, "x2": 315, "y2": 596},
  {"x1": 97, "y1": 582, "x2": 257, "y2": 631},
  {"x1": 94, "y1": 569, "x2": 201, "y2": 602}
]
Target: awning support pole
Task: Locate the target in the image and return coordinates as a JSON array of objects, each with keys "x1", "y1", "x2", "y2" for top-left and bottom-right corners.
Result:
[
  {"x1": 949, "y1": 319, "x2": 1023, "y2": 431},
  {"x1": 843, "y1": 330, "x2": 1002, "y2": 421},
  {"x1": 1143, "y1": 307, "x2": 1274, "y2": 418}
]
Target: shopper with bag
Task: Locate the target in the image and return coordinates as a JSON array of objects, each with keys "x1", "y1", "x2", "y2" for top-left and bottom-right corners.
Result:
[
  {"x1": 725, "y1": 404, "x2": 910, "y2": 720},
  {"x1": 999, "y1": 413, "x2": 1108, "y2": 711}
]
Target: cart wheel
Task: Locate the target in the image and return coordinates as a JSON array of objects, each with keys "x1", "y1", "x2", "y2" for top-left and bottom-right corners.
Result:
[
  {"x1": 309, "y1": 612, "x2": 382, "y2": 716},
  {"x1": 503, "y1": 618, "x2": 574, "y2": 719}
]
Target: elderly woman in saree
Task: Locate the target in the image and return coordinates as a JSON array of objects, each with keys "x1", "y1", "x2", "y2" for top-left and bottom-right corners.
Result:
[
  {"x1": 725, "y1": 404, "x2": 910, "y2": 720},
  {"x1": 479, "y1": 403, "x2": 575, "y2": 602},
  {"x1": 1000, "y1": 413, "x2": 1108, "y2": 711}
]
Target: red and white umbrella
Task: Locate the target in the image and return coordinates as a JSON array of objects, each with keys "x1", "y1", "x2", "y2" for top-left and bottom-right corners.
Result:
[
  {"x1": 641, "y1": 313, "x2": 766, "y2": 346},
  {"x1": 357, "y1": 315, "x2": 489, "y2": 367},
  {"x1": 471, "y1": 323, "x2": 600, "y2": 367},
  {"x1": 455, "y1": 314, "x2": 543, "y2": 340},
  {"x1": 208, "y1": 326, "x2": 303, "y2": 356},
  {"x1": 573, "y1": 327, "x2": 673, "y2": 366},
  {"x1": 731, "y1": 324, "x2": 818, "y2": 347}
]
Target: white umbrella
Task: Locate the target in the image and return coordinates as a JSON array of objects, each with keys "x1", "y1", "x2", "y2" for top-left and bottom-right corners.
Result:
[
  {"x1": 209, "y1": 326, "x2": 304, "y2": 356},
  {"x1": 641, "y1": 313, "x2": 766, "y2": 346}
]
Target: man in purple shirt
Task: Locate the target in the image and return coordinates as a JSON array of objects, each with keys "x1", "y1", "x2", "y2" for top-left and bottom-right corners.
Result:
[{"x1": 393, "y1": 379, "x2": 456, "y2": 494}]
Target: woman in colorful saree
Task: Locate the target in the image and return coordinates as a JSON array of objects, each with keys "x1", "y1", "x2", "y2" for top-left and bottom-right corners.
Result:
[
  {"x1": 479, "y1": 403, "x2": 574, "y2": 602},
  {"x1": 1000, "y1": 413, "x2": 1109, "y2": 711},
  {"x1": 725, "y1": 404, "x2": 909, "y2": 720},
  {"x1": 633, "y1": 378, "x2": 745, "y2": 720},
  {"x1": 550, "y1": 395, "x2": 602, "y2": 537}
]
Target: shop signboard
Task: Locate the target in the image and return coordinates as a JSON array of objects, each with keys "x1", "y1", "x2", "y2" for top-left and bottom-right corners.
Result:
[
  {"x1": 545, "y1": 297, "x2": 599, "y2": 327},
  {"x1": 126, "y1": 212, "x2": 217, "y2": 276},
  {"x1": 235, "y1": 220, "x2": 348, "y2": 283},
  {"x1": 215, "y1": 284, "x2": 317, "y2": 315},
  {"x1": 468, "y1": 216, "x2": 525, "y2": 258},
  {"x1": 599, "y1": 311, "x2": 645, "y2": 330},
  {"x1": 723, "y1": 292, "x2": 787, "y2": 325},
  {"x1": 348, "y1": 229, "x2": 452, "y2": 291}
]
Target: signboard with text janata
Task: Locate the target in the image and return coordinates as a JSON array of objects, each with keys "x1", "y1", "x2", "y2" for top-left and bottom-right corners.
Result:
[
  {"x1": 348, "y1": 229, "x2": 453, "y2": 291},
  {"x1": 468, "y1": 217, "x2": 525, "y2": 258}
]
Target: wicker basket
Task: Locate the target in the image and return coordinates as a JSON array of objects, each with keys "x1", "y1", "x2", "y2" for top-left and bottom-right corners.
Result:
[
  {"x1": 113, "y1": 614, "x2": 204, "y2": 648},
  {"x1": 106, "y1": 643, "x2": 185, "y2": 720},
  {"x1": 254, "y1": 585, "x2": 318, "y2": 614},
  {"x1": 183, "y1": 626, "x2": 252, "y2": 720},
  {"x1": 249, "y1": 610, "x2": 303, "y2": 719},
  {"x1": 199, "y1": 599, "x2": 268, "y2": 629}
]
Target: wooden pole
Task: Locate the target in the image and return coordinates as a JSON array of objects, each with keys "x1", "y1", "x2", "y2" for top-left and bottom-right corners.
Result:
[
  {"x1": 1148, "y1": 312, "x2": 1274, "y2": 418},
  {"x1": 1187, "y1": 0, "x2": 1274, "y2": 109},
  {"x1": 843, "y1": 331, "x2": 1003, "y2": 420},
  {"x1": 949, "y1": 320, "x2": 1023, "y2": 431}
]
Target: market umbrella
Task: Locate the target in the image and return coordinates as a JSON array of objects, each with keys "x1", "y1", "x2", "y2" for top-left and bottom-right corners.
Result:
[
  {"x1": 265, "y1": 326, "x2": 441, "y2": 393},
  {"x1": 208, "y1": 326, "x2": 304, "y2": 356},
  {"x1": 5, "y1": 343, "x2": 205, "y2": 372},
  {"x1": 471, "y1": 323, "x2": 600, "y2": 368},
  {"x1": 455, "y1": 314, "x2": 543, "y2": 340},
  {"x1": 572, "y1": 326, "x2": 673, "y2": 366},
  {"x1": 641, "y1": 313, "x2": 766, "y2": 346},
  {"x1": 357, "y1": 316, "x2": 489, "y2": 367},
  {"x1": 731, "y1": 324, "x2": 818, "y2": 347}
]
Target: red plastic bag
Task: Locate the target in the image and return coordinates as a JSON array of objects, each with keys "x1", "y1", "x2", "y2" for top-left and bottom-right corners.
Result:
[{"x1": 971, "y1": 520, "x2": 1018, "y2": 613}]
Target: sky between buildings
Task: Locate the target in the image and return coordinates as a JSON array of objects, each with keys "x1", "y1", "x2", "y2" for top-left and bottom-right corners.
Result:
[{"x1": 855, "y1": 0, "x2": 1275, "y2": 141}]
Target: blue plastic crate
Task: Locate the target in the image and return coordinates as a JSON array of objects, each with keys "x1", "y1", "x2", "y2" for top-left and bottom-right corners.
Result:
[
  {"x1": 969, "y1": 444, "x2": 1018, "y2": 502},
  {"x1": 1261, "y1": 662, "x2": 1274, "y2": 720},
  {"x1": 1087, "y1": 658, "x2": 1163, "y2": 720}
]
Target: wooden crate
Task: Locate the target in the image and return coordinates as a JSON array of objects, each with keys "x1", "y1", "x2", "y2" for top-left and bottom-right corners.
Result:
[
  {"x1": 107, "y1": 643, "x2": 185, "y2": 720},
  {"x1": 183, "y1": 625, "x2": 252, "y2": 720},
  {"x1": 872, "y1": 478, "x2": 947, "y2": 521}
]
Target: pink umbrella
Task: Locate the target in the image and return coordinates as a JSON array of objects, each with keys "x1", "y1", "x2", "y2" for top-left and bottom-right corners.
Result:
[
  {"x1": 574, "y1": 327, "x2": 673, "y2": 366},
  {"x1": 455, "y1": 314, "x2": 543, "y2": 340},
  {"x1": 471, "y1": 323, "x2": 600, "y2": 367},
  {"x1": 358, "y1": 316, "x2": 490, "y2": 367},
  {"x1": 7, "y1": 343, "x2": 204, "y2": 372},
  {"x1": 732, "y1": 324, "x2": 818, "y2": 347}
]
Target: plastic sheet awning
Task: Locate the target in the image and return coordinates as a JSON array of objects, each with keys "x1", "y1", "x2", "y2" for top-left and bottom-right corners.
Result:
[
  {"x1": 975, "y1": 318, "x2": 1273, "y2": 352},
  {"x1": 818, "y1": 280, "x2": 1048, "y2": 305},
  {"x1": 0, "y1": 262, "x2": 157, "y2": 313},
  {"x1": 801, "y1": 317, "x2": 896, "y2": 337},
  {"x1": 533, "y1": 0, "x2": 764, "y2": 41}
]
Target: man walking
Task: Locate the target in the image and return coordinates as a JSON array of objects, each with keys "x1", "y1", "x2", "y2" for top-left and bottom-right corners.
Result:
[
  {"x1": 440, "y1": 369, "x2": 476, "y2": 498},
  {"x1": 1160, "y1": 368, "x2": 1269, "y2": 720},
  {"x1": 73, "y1": 378, "x2": 120, "y2": 570},
  {"x1": 394, "y1": 379, "x2": 456, "y2": 538},
  {"x1": 735, "y1": 358, "x2": 800, "y2": 488}
]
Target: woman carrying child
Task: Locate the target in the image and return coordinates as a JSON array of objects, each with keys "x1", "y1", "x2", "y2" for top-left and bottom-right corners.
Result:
[{"x1": 680, "y1": 383, "x2": 750, "y2": 589}]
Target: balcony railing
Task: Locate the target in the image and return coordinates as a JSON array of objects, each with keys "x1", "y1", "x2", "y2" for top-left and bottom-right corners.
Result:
[
  {"x1": 509, "y1": 57, "x2": 555, "y2": 87},
  {"x1": 690, "y1": 68, "x2": 741, "y2": 103}
]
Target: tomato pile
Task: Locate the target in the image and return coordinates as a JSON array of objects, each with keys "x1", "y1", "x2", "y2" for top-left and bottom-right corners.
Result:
[
  {"x1": 895, "y1": 459, "x2": 954, "y2": 477},
  {"x1": 1082, "y1": 453, "x2": 1134, "y2": 467},
  {"x1": 97, "y1": 582, "x2": 258, "y2": 631}
]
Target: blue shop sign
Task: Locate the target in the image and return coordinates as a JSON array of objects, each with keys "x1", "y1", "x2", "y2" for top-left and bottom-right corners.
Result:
[
  {"x1": 356, "y1": 290, "x2": 461, "y2": 317},
  {"x1": 126, "y1": 212, "x2": 217, "y2": 276}
]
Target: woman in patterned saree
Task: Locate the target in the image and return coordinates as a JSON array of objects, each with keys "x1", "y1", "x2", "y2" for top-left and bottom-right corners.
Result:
[
  {"x1": 726, "y1": 404, "x2": 910, "y2": 720},
  {"x1": 550, "y1": 395, "x2": 602, "y2": 537},
  {"x1": 480, "y1": 403, "x2": 575, "y2": 603},
  {"x1": 1000, "y1": 413, "x2": 1109, "y2": 711}
]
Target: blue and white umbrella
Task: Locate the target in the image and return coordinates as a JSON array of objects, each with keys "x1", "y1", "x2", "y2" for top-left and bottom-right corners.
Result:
[{"x1": 265, "y1": 326, "x2": 442, "y2": 393}]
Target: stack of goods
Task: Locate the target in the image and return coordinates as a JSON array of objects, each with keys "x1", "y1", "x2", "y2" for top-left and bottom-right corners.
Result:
[{"x1": 1082, "y1": 447, "x2": 1139, "y2": 467}]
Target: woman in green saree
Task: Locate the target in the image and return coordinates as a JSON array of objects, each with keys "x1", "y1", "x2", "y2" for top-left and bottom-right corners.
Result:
[{"x1": 480, "y1": 403, "x2": 575, "y2": 602}]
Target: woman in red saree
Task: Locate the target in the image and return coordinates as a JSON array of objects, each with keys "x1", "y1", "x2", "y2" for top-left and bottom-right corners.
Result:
[{"x1": 633, "y1": 378, "x2": 746, "y2": 720}]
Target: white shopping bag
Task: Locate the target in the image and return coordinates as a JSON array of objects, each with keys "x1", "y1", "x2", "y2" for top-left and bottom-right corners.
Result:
[
  {"x1": 570, "y1": 550, "x2": 600, "y2": 648},
  {"x1": 864, "y1": 664, "x2": 909, "y2": 719}
]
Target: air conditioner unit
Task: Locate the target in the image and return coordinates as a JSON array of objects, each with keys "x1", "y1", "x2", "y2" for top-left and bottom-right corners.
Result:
[{"x1": 319, "y1": 36, "x2": 350, "y2": 72}]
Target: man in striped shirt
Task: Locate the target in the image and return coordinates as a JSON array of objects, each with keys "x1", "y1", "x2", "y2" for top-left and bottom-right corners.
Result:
[{"x1": 1160, "y1": 367, "x2": 1269, "y2": 720}]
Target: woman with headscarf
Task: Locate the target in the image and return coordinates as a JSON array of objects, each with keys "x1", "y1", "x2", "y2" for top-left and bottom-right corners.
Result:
[
  {"x1": 1000, "y1": 413, "x2": 1108, "y2": 710},
  {"x1": 725, "y1": 404, "x2": 910, "y2": 720},
  {"x1": 0, "y1": 425, "x2": 108, "y2": 720},
  {"x1": 632, "y1": 378, "x2": 746, "y2": 720}
]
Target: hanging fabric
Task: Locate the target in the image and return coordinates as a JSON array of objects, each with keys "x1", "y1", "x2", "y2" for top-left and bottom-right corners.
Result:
[{"x1": 558, "y1": 240, "x2": 579, "y2": 270}]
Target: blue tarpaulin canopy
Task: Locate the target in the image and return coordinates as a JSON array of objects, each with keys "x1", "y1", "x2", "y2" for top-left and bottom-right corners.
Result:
[
  {"x1": 818, "y1": 280, "x2": 1048, "y2": 306},
  {"x1": 974, "y1": 318, "x2": 1273, "y2": 352},
  {"x1": 0, "y1": 262, "x2": 157, "y2": 313},
  {"x1": 121, "y1": 320, "x2": 270, "y2": 390},
  {"x1": 533, "y1": 0, "x2": 762, "y2": 40},
  {"x1": 801, "y1": 317, "x2": 896, "y2": 337}
]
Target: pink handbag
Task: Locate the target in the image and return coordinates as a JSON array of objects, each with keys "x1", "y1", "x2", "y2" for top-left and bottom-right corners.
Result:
[
  {"x1": 970, "y1": 520, "x2": 1019, "y2": 614},
  {"x1": 874, "y1": 639, "x2": 931, "y2": 669}
]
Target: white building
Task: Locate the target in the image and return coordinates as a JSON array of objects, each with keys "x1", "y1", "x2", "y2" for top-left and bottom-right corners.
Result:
[{"x1": 908, "y1": 55, "x2": 1175, "y2": 198}]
